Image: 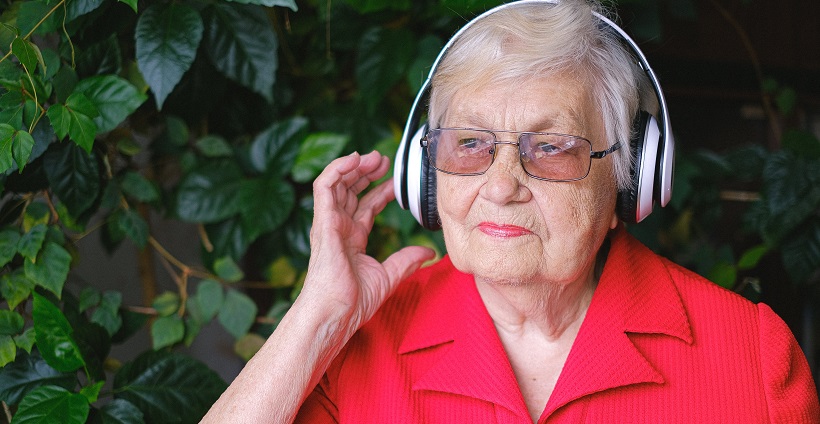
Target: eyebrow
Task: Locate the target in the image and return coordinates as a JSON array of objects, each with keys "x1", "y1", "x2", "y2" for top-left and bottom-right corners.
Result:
[{"x1": 446, "y1": 108, "x2": 560, "y2": 133}]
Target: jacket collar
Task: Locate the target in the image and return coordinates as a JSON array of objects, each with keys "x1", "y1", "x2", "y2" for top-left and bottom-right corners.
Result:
[{"x1": 398, "y1": 226, "x2": 692, "y2": 419}]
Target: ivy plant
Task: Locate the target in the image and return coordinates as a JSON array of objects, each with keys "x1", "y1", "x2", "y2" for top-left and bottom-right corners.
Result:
[
  {"x1": 0, "y1": 0, "x2": 817, "y2": 421},
  {"x1": 0, "y1": 0, "x2": 495, "y2": 421}
]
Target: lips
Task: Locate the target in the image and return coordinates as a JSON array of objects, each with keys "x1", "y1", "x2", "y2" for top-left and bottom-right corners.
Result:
[{"x1": 477, "y1": 222, "x2": 533, "y2": 238}]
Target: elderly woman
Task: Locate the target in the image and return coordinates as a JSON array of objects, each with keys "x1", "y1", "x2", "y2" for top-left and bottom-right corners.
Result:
[{"x1": 202, "y1": 1, "x2": 819, "y2": 423}]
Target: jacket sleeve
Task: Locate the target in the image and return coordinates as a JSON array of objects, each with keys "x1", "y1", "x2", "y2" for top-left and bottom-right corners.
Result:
[
  {"x1": 757, "y1": 303, "x2": 820, "y2": 422},
  {"x1": 293, "y1": 374, "x2": 339, "y2": 424}
]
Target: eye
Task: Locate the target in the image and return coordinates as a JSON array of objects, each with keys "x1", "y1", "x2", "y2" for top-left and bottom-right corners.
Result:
[
  {"x1": 534, "y1": 142, "x2": 564, "y2": 156},
  {"x1": 458, "y1": 137, "x2": 482, "y2": 149}
]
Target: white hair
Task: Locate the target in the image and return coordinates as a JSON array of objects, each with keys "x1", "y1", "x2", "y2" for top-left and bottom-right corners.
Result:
[{"x1": 428, "y1": 0, "x2": 657, "y2": 190}]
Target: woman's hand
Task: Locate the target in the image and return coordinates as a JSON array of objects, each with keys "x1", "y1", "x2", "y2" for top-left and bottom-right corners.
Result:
[
  {"x1": 200, "y1": 151, "x2": 434, "y2": 424},
  {"x1": 300, "y1": 151, "x2": 435, "y2": 335}
]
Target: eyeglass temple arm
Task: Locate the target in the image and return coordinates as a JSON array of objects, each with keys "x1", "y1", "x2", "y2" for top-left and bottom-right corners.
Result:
[{"x1": 590, "y1": 141, "x2": 622, "y2": 159}]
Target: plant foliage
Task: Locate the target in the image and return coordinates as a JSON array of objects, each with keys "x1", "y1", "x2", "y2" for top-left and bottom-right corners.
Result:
[{"x1": 0, "y1": 0, "x2": 817, "y2": 421}]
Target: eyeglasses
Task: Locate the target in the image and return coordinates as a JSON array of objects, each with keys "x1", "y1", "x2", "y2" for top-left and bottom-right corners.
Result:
[{"x1": 421, "y1": 128, "x2": 621, "y2": 182}]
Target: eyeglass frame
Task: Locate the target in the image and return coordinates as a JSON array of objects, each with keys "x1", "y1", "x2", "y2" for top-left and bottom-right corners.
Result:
[{"x1": 420, "y1": 127, "x2": 622, "y2": 182}]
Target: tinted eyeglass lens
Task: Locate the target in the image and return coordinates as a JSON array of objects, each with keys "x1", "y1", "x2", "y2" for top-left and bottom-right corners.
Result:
[
  {"x1": 519, "y1": 133, "x2": 592, "y2": 181},
  {"x1": 429, "y1": 129, "x2": 495, "y2": 175}
]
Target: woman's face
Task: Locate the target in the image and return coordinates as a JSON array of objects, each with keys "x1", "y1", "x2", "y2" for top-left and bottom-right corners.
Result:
[{"x1": 437, "y1": 75, "x2": 620, "y2": 287}]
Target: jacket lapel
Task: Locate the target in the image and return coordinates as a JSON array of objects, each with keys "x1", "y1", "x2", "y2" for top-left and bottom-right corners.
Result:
[
  {"x1": 396, "y1": 227, "x2": 693, "y2": 420},
  {"x1": 398, "y1": 259, "x2": 530, "y2": 419},
  {"x1": 544, "y1": 227, "x2": 693, "y2": 416}
]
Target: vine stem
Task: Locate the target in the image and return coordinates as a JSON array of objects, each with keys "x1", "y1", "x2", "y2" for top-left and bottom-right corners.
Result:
[
  {"x1": 709, "y1": 0, "x2": 782, "y2": 148},
  {"x1": 2, "y1": 401, "x2": 11, "y2": 423},
  {"x1": 0, "y1": 0, "x2": 67, "y2": 65}
]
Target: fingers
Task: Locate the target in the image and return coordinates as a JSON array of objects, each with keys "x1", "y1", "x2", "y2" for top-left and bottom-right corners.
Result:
[
  {"x1": 313, "y1": 151, "x2": 389, "y2": 215},
  {"x1": 381, "y1": 246, "x2": 437, "y2": 289},
  {"x1": 352, "y1": 179, "x2": 395, "y2": 232}
]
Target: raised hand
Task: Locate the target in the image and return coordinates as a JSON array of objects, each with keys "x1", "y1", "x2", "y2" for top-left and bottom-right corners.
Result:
[
  {"x1": 201, "y1": 151, "x2": 434, "y2": 424},
  {"x1": 300, "y1": 151, "x2": 435, "y2": 335}
]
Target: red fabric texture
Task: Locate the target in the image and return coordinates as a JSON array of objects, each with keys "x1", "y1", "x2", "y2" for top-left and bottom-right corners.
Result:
[{"x1": 295, "y1": 227, "x2": 820, "y2": 423}]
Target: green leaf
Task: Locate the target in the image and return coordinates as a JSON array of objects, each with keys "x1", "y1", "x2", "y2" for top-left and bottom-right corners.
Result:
[
  {"x1": 80, "y1": 381, "x2": 105, "y2": 403},
  {"x1": 203, "y1": 218, "x2": 253, "y2": 264},
  {"x1": 195, "y1": 135, "x2": 233, "y2": 158},
  {"x1": 0, "y1": 90, "x2": 25, "y2": 130},
  {"x1": 11, "y1": 385, "x2": 89, "y2": 424},
  {"x1": 737, "y1": 244, "x2": 769, "y2": 270},
  {"x1": 46, "y1": 93, "x2": 99, "y2": 152},
  {"x1": 291, "y1": 133, "x2": 349, "y2": 183},
  {"x1": 75, "y1": 33, "x2": 122, "y2": 78},
  {"x1": 65, "y1": 0, "x2": 106, "y2": 21},
  {"x1": 12, "y1": 130, "x2": 35, "y2": 172},
  {"x1": 213, "y1": 257, "x2": 244, "y2": 283},
  {"x1": 120, "y1": 171, "x2": 160, "y2": 203},
  {"x1": 708, "y1": 261, "x2": 737, "y2": 289},
  {"x1": 16, "y1": 1, "x2": 62, "y2": 35},
  {"x1": 775, "y1": 86, "x2": 797, "y2": 115},
  {"x1": 151, "y1": 292, "x2": 180, "y2": 317},
  {"x1": 195, "y1": 280, "x2": 223, "y2": 322},
  {"x1": 31, "y1": 293, "x2": 86, "y2": 372},
  {"x1": 233, "y1": 333, "x2": 265, "y2": 361},
  {"x1": 782, "y1": 129, "x2": 820, "y2": 159},
  {"x1": 247, "y1": 117, "x2": 307, "y2": 174},
  {"x1": 24, "y1": 242, "x2": 71, "y2": 298},
  {"x1": 0, "y1": 310, "x2": 24, "y2": 335},
  {"x1": 224, "y1": 0, "x2": 297, "y2": 9},
  {"x1": 79, "y1": 287, "x2": 101, "y2": 313},
  {"x1": 23, "y1": 204, "x2": 51, "y2": 232},
  {"x1": 118, "y1": 0, "x2": 138, "y2": 13},
  {"x1": 0, "y1": 350, "x2": 74, "y2": 406},
  {"x1": 238, "y1": 177, "x2": 295, "y2": 241},
  {"x1": 781, "y1": 221, "x2": 820, "y2": 285},
  {"x1": 0, "y1": 228, "x2": 20, "y2": 267},
  {"x1": 0, "y1": 271, "x2": 35, "y2": 310},
  {"x1": 113, "y1": 351, "x2": 226, "y2": 424},
  {"x1": 356, "y1": 27, "x2": 415, "y2": 112},
  {"x1": 205, "y1": 4, "x2": 277, "y2": 102},
  {"x1": 217, "y1": 289, "x2": 257, "y2": 338},
  {"x1": 174, "y1": 161, "x2": 244, "y2": 222},
  {"x1": 75, "y1": 75, "x2": 148, "y2": 133},
  {"x1": 0, "y1": 123, "x2": 13, "y2": 173},
  {"x1": 0, "y1": 335, "x2": 16, "y2": 367},
  {"x1": 151, "y1": 315, "x2": 184, "y2": 350},
  {"x1": 135, "y1": 4, "x2": 204, "y2": 109},
  {"x1": 53, "y1": 66, "x2": 79, "y2": 104},
  {"x1": 11, "y1": 38, "x2": 44, "y2": 74},
  {"x1": 14, "y1": 327, "x2": 36, "y2": 353},
  {"x1": 93, "y1": 399, "x2": 145, "y2": 424},
  {"x1": 43, "y1": 141, "x2": 101, "y2": 218},
  {"x1": 115, "y1": 208, "x2": 149, "y2": 248},
  {"x1": 17, "y1": 224, "x2": 47, "y2": 261},
  {"x1": 90, "y1": 291, "x2": 123, "y2": 337}
]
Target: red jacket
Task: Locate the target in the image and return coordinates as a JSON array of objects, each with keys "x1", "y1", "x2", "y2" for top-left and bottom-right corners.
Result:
[{"x1": 296, "y1": 227, "x2": 820, "y2": 423}]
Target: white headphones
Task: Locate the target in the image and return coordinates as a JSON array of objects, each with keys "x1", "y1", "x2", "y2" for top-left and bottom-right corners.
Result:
[{"x1": 394, "y1": 0, "x2": 674, "y2": 230}]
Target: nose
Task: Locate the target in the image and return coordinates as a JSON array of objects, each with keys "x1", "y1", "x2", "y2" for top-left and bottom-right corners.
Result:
[{"x1": 481, "y1": 142, "x2": 531, "y2": 205}]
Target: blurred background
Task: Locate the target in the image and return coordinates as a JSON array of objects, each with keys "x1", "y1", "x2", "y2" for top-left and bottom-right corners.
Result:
[{"x1": 0, "y1": 0, "x2": 818, "y2": 422}]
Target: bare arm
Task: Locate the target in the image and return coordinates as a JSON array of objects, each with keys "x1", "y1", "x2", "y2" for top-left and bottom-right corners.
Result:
[{"x1": 200, "y1": 151, "x2": 435, "y2": 424}]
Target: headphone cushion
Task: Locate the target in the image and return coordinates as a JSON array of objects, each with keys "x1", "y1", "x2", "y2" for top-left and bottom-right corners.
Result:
[
  {"x1": 419, "y1": 146, "x2": 441, "y2": 230},
  {"x1": 617, "y1": 111, "x2": 648, "y2": 223}
]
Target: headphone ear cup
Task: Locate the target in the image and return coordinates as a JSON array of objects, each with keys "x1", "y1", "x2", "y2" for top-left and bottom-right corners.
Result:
[
  {"x1": 617, "y1": 120, "x2": 642, "y2": 224},
  {"x1": 419, "y1": 146, "x2": 440, "y2": 230},
  {"x1": 617, "y1": 111, "x2": 661, "y2": 223}
]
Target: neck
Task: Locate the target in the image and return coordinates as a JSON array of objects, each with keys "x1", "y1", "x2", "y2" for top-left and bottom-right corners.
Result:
[{"x1": 475, "y1": 270, "x2": 596, "y2": 342}]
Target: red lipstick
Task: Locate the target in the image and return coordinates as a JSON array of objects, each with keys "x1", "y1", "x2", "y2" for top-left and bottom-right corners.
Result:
[{"x1": 478, "y1": 222, "x2": 532, "y2": 238}]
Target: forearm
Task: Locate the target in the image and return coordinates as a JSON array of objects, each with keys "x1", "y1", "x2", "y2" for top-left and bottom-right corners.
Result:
[{"x1": 200, "y1": 297, "x2": 352, "y2": 424}]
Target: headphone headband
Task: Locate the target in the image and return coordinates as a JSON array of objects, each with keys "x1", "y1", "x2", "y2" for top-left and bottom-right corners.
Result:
[{"x1": 395, "y1": 0, "x2": 674, "y2": 227}]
